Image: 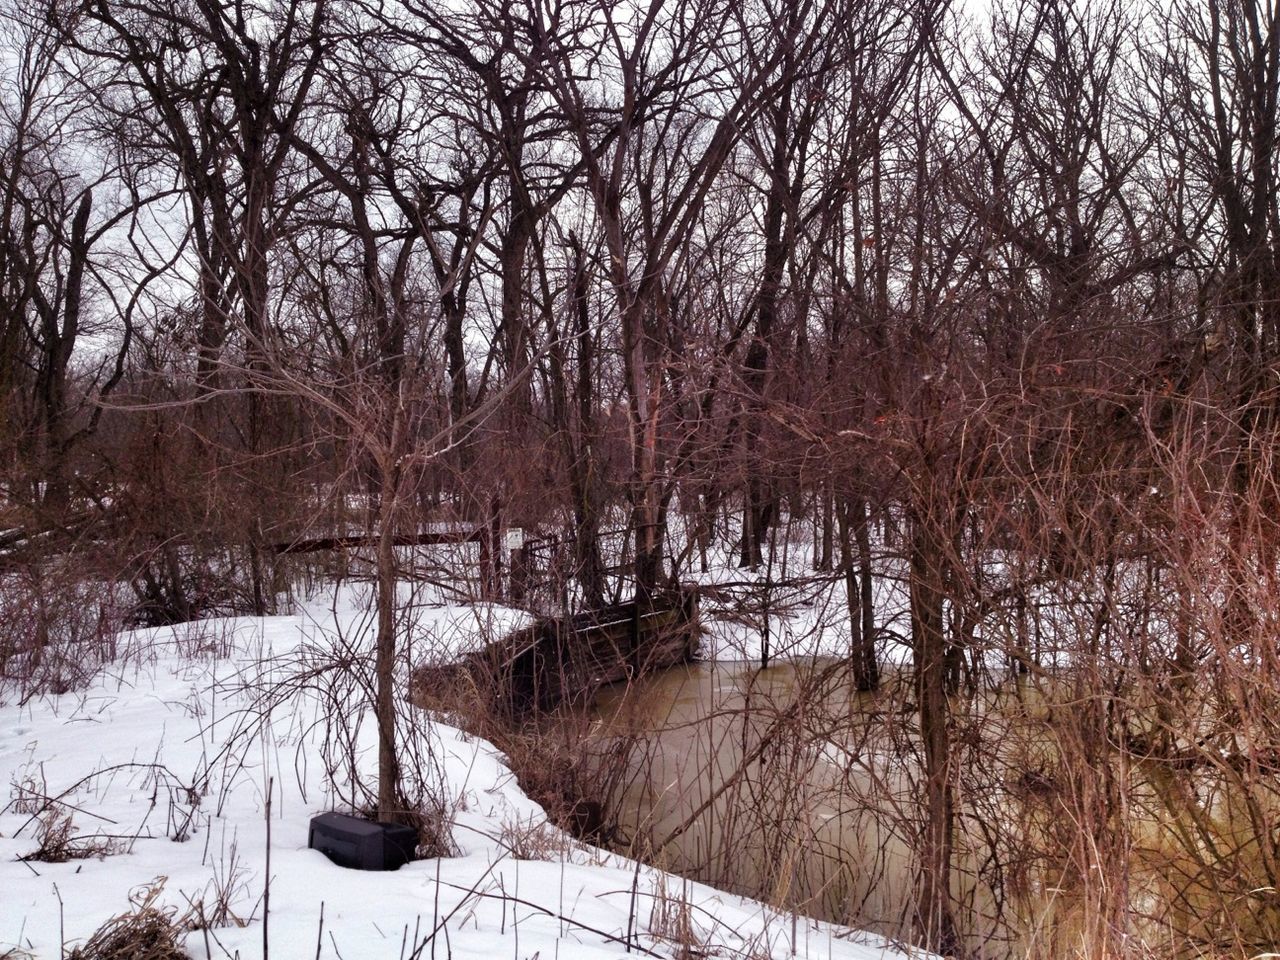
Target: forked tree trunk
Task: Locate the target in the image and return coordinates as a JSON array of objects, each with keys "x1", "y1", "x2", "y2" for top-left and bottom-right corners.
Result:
[{"x1": 838, "y1": 495, "x2": 879, "y2": 690}]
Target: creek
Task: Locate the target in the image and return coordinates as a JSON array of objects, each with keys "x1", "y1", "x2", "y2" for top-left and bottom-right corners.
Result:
[
  {"x1": 569, "y1": 657, "x2": 1254, "y2": 959},
  {"x1": 578, "y1": 659, "x2": 954, "y2": 947}
]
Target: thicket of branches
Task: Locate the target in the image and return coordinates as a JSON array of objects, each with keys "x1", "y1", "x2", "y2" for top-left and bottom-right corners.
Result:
[{"x1": 3, "y1": 0, "x2": 1280, "y2": 955}]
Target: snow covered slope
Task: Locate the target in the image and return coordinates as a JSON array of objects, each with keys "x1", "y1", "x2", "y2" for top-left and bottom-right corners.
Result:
[{"x1": 0, "y1": 594, "x2": 926, "y2": 959}]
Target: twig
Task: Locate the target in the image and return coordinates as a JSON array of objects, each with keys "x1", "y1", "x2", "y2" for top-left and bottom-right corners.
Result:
[
  {"x1": 314, "y1": 901, "x2": 325, "y2": 960},
  {"x1": 437, "y1": 881, "x2": 666, "y2": 958},
  {"x1": 264, "y1": 775, "x2": 273, "y2": 960}
]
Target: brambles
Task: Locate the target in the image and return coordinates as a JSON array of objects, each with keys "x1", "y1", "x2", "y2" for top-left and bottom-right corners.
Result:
[{"x1": 0, "y1": 563, "x2": 125, "y2": 700}]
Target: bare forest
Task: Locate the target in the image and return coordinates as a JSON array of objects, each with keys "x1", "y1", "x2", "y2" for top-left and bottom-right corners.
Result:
[{"x1": 3, "y1": 0, "x2": 1280, "y2": 957}]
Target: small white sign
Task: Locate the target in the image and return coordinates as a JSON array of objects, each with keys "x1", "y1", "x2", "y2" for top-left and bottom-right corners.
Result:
[{"x1": 505, "y1": 527, "x2": 525, "y2": 551}]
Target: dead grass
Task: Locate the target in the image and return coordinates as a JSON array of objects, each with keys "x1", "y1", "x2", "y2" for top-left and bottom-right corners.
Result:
[
  {"x1": 646, "y1": 878, "x2": 709, "y2": 960},
  {"x1": 499, "y1": 815, "x2": 574, "y2": 861},
  {"x1": 22, "y1": 809, "x2": 122, "y2": 863},
  {"x1": 179, "y1": 839, "x2": 252, "y2": 931},
  {"x1": 8, "y1": 773, "x2": 44, "y2": 815},
  {"x1": 67, "y1": 882, "x2": 186, "y2": 960}
]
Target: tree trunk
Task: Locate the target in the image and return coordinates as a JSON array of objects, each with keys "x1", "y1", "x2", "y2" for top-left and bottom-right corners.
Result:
[
  {"x1": 817, "y1": 480, "x2": 834, "y2": 571},
  {"x1": 38, "y1": 191, "x2": 91, "y2": 513},
  {"x1": 566, "y1": 235, "x2": 606, "y2": 606},
  {"x1": 839, "y1": 495, "x2": 879, "y2": 691},
  {"x1": 909, "y1": 513, "x2": 958, "y2": 955},
  {"x1": 375, "y1": 448, "x2": 404, "y2": 825}
]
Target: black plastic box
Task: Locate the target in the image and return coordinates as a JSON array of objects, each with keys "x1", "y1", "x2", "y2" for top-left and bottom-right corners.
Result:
[{"x1": 308, "y1": 812, "x2": 419, "y2": 871}]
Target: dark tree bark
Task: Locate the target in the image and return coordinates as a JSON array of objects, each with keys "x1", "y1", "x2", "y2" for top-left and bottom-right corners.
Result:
[{"x1": 909, "y1": 511, "x2": 959, "y2": 955}]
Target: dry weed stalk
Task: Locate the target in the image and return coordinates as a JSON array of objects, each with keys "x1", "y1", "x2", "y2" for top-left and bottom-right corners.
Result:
[{"x1": 645, "y1": 878, "x2": 708, "y2": 960}]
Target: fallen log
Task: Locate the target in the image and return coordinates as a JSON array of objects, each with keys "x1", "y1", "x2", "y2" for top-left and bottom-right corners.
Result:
[
  {"x1": 415, "y1": 586, "x2": 701, "y2": 722},
  {"x1": 272, "y1": 527, "x2": 482, "y2": 555}
]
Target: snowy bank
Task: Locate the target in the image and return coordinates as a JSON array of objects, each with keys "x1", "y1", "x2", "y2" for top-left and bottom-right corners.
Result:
[{"x1": 0, "y1": 593, "x2": 926, "y2": 959}]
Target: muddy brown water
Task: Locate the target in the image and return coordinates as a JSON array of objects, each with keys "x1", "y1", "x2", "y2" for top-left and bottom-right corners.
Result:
[
  {"x1": 579, "y1": 659, "x2": 959, "y2": 948},
  {"x1": 574, "y1": 658, "x2": 1265, "y2": 959}
]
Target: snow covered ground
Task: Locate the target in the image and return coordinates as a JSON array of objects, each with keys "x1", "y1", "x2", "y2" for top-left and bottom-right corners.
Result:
[{"x1": 0, "y1": 585, "x2": 927, "y2": 960}]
